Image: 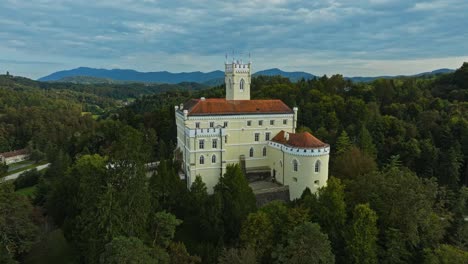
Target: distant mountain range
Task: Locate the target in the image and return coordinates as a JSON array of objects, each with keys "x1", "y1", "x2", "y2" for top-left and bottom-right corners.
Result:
[{"x1": 38, "y1": 67, "x2": 454, "y2": 85}]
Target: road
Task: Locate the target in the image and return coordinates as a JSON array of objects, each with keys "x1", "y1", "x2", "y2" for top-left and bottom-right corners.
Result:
[{"x1": 1, "y1": 163, "x2": 50, "y2": 182}]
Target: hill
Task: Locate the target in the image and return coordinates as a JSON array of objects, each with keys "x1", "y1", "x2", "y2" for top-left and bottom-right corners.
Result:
[
  {"x1": 39, "y1": 67, "x2": 224, "y2": 84},
  {"x1": 347, "y1": 68, "x2": 454, "y2": 82},
  {"x1": 40, "y1": 67, "x2": 455, "y2": 86}
]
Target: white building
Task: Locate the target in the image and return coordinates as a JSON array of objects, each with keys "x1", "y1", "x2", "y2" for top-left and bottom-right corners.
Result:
[
  {"x1": 0, "y1": 149, "x2": 29, "y2": 165},
  {"x1": 175, "y1": 60, "x2": 329, "y2": 200}
]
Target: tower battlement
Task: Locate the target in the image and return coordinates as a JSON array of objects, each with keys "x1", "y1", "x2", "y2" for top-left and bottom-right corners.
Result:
[{"x1": 225, "y1": 62, "x2": 251, "y2": 74}]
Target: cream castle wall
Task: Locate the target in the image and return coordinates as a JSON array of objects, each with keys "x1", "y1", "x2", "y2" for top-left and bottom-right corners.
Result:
[
  {"x1": 176, "y1": 109, "x2": 295, "y2": 192},
  {"x1": 268, "y1": 141, "x2": 330, "y2": 200}
]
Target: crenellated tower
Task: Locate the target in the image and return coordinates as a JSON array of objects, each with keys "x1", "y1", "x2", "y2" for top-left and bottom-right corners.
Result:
[{"x1": 225, "y1": 58, "x2": 251, "y2": 100}]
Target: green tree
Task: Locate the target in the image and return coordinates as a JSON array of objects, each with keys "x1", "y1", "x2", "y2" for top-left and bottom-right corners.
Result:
[
  {"x1": 218, "y1": 247, "x2": 257, "y2": 264},
  {"x1": 0, "y1": 162, "x2": 8, "y2": 178},
  {"x1": 358, "y1": 126, "x2": 377, "y2": 158},
  {"x1": 333, "y1": 147, "x2": 377, "y2": 180},
  {"x1": 423, "y1": 244, "x2": 468, "y2": 264},
  {"x1": 336, "y1": 130, "x2": 352, "y2": 155},
  {"x1": 57, "y1": 154, "x2": 151, "y2": 263},
  {"x1": 149, "y1": 211, "x2": 182, "y2": 249},
  {"x1": 168, "y1": 242, "x2": 201, "y2": 264},
  {"x1": 306, "y1": 177, "x2": 346, "y2": 255},
  {"x1": 214, "y1": 164, "x2": 256, "y2": 244},
  {"x1": 274, "y1": 222, "x2": 335, "y2": 264},
  {"x1": 240, "y1": 211, "x2": 274, "y2": 261},
  {"x1": 99, "y1": 236, "x2": 154, "y2": 264},
  {"x1": 0, "y1": 183, "x2": 39, "y2": 260},
  {"x1": 345, "y1": 204, "x2": 378, "y2": 264}
]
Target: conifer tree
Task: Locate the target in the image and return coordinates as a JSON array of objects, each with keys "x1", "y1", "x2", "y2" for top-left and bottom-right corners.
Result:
[
  {"x1": 214, "y1": 164, "x2": 256, "y2": 244},
  {"x1": 358, "y1": 126, "x2": 377, "y2": 158},
  {"x1": 345, "y1": 204, "x2": 379, "y2": 264},
  {"x1": 336, "y1": 130, "x2": 352, "y2": 155}
]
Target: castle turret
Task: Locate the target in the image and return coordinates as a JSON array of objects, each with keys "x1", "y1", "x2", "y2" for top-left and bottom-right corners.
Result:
[{"x1": 225, "y1": 59, "x2": 251, "y2": 100}]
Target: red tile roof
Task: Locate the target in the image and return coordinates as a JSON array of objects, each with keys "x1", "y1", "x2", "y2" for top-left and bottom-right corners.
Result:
[
  {"x1": 272, "y1": 130, "x2": 328, "y2": 149},
  {"x1": 183, "y1": 98, "x2": 293, "y2": 116},
  {"x1": 0, "y1": 149, "x2": 29, "y2": 158}
]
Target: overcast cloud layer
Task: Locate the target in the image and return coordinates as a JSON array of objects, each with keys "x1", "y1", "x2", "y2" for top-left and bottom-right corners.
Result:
[{"x1": 1, "y1": 0, "x2": 468, "y2": 79}]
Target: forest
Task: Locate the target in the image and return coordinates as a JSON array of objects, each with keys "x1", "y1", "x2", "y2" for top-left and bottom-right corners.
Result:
[{"x1": 1, "y1": 63, "x2": 467, "y2": 263}]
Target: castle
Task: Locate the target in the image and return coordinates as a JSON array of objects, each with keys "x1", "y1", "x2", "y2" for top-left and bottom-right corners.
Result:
[{"x1": 175, "y1": 59, "x2": 329, "y2": 200}]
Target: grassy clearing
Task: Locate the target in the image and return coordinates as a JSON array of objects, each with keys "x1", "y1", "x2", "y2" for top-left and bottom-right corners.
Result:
[
  {"x1": 16, "y1": 186, "x2": 37, "y2": 198},
  {"x1": 23, "y1": 229, "x2": 79, "y2": 264},
  {"x1": 6, "y1": 161, "x2": 48, "y2": 176}
]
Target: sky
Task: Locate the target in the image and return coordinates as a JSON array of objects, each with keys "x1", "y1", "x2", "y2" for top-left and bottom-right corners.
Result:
[{"x1": 1, "y1": 0, "x2": 468, "y2": 79}]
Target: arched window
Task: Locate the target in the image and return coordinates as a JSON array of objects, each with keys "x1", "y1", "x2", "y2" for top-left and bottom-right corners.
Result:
[
  {"x1": 199, "y1": 155, "x2": 204, "y2": 165},
  {"x1": 263, "y1": 146, "x2": 267, "y2": 157},
  {"x1": 249, "y1": 147, "x2": 254, "y2": 157},
  {"x1": 293, "y1": 159, "x2": 298, "y2": 172},
  {"x1": 240, "y1": 79, "x2": 245, "y2": 91},
  {"x1": 212, "y1": 155, "x2": 216, "y2": 163},
  {"x1": 315, "y1": 160, "x2": 321, "y2": 173}
]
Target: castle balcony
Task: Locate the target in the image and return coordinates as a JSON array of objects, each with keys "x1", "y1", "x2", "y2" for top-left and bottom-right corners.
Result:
[{"x1": 186, "y1": 127, "x2": 226, "y2": 137}]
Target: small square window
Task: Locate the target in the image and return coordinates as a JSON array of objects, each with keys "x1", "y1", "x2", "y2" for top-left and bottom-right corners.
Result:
[
  {"x1": 259, "y1": 120, "x2": 263, "y2": 126},
  {"x1": 283, "y1": 119, "x2": 288, "y2": 125},
  {"x1": 247, "y1": 120, "x2": 252, "y2": 126},
  {"x1": 270, "y1": 120, "x2": 275, "y2": 125},
  {"x1": 210, "y1": 122, "x2": 214, "y2": 128},
  {"x1": 195, "y1": 122, "x2": 200, "y2": 128}
]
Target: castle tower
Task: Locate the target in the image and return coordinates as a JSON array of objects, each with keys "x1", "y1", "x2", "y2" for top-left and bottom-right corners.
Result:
[{"x1": 225, "y1": 58, "x2": 251, "y2": 100}]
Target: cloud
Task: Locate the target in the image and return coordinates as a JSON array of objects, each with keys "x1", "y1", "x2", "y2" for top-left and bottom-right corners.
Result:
[{"x1": 0, "y1": 0, "x2": 467, "y2": 79}]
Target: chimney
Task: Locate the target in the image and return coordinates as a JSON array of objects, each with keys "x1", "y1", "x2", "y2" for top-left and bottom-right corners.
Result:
[
  {"x1": 200, "y1": 97, "x2": 206, "y2": 101},
  {"x1": 179, "y1": 103, "x2": 184, "y2": 110},
  {"x1": 284, "y1": 132, "x2": 289, "y2": 141}
]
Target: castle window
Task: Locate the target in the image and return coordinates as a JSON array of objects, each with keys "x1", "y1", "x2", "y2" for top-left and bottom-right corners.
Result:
[
  {"x1": 225, "y1": 136, "x2": 228, "y2": 144},
  {"x1": 199, "y1": 155, "x2": 205, "y2": 164},
  {"x1": 254, "y1": 133, "x2": 260, "y2": 141},
  {"x1": 283, "y1": 119, "x2": 288, "y2": 125},
  {"x1": 212, "y1": 155, "x2": 216, "y2": 163},
  {"x1": 315, "y1": 160, "x2": 321, "y2": 173},
  {"x1": 247, "y1": 120, "x2": 252, "y2": 126},
  {"x1": 263, "y1": 146, "x2": 267, "y2": 157},
  {"x1": 293, "y1": 159, "x2": 298, "y2": 172},
  {"x1": 249, "y1": 147, "x2": 254, "y2": 157},
  {"x1": 270, "y1": 120, "x2": 275, "y2": 125},
  {"x1": 210, "y1": 122, "x2": 214, "y2": 128},
  {"x1": 224, "y1": 121, "x2": 228, "y2": 127},
  {"x1": 212, "y1": 139, "x2": 217, "y2": 148},
  {"x1": 196, "y1": 122, "x2": 200, "y2": 128},
  {"x1": 265, "y1": 132, "x2": 271, "y2": 141},
  {"x1": 259, "y1": 120, "x2": 263, "y2": 126},
  {"x1": 199, "y1": 140, "x2": 205, "y2": 149},
  {"x1": 229, "y1": 78, "x2": 233, "y2": 89},
  {"x1": 240, "y1": 78, "x2": 245, "y2": 91}
]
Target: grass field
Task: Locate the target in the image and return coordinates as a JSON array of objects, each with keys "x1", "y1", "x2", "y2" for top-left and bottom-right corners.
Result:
[
  {"x1": 6, "y1": 161, "x2": 48, "y2": 176},
  {"x1": 23, "y1": 229, "x2": 79, "y2": 264},
  {"x1": 16, "y1": 186, "x2": 37, "y2": 198}
]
